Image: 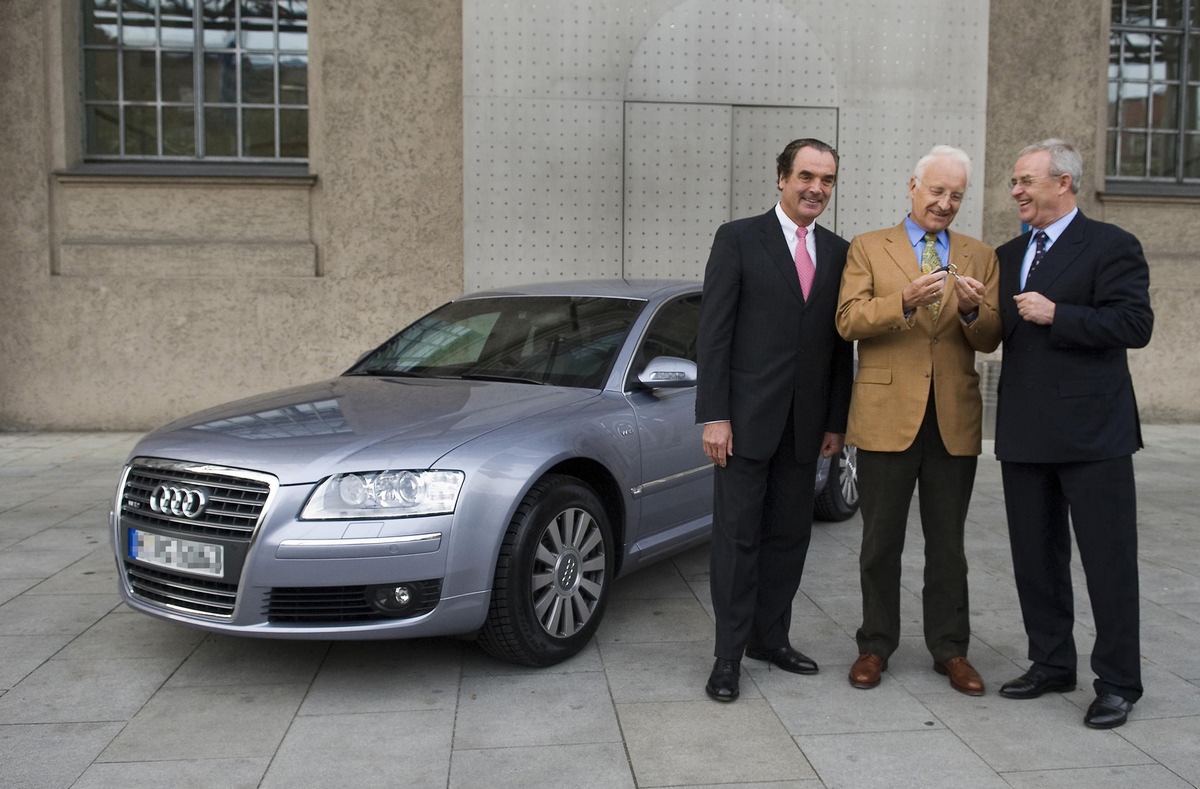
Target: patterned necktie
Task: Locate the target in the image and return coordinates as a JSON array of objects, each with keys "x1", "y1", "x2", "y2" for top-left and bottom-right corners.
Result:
[
  {"x1": 795, "y1": 226, "x2": 815, "y2": 299},
  {"x1": 920, "y1": 231, "x2": 942, "y2": 322},
  {"x1": 1026, "y1": 231, "x2": 1049, "y2": 286}
]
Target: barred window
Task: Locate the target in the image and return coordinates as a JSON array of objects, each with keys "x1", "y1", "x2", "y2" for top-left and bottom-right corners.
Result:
[
  {"x1": 83, "y1": 1, "x2": 308, "y2": 162},
  {"x1": 1108, "y1": 0, "x2": 1200, "y2": 184}
]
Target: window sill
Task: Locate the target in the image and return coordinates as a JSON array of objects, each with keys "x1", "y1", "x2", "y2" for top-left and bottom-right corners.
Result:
[
  {"x1": 54, "y1": 162, "x2": 315, "y2": 187},
  {"x1": 1100, "y1": 180, "x2": 1200, "y2": 202}
]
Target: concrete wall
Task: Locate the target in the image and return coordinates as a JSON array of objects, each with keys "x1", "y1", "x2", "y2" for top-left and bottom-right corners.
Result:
[
  {"x1": 463, "y1": 0, "x2": 991, "y2": 292},
  {"x1": 986, "y1": 0, "x2": 1199, "y2": 422},
  {"x1": 2, "y1": 0, "x2": 1196, "y2": 429},
  {"x1": 0, "y1": 0, "x2": 464, "y2": 430}
]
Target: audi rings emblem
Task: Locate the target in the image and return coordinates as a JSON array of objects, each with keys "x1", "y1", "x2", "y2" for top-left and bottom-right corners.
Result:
[{"x1": 149, "y1": 484, "x2": 209, "y2": 519}]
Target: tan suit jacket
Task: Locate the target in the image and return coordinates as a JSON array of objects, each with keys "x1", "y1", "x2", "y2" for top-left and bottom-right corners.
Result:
[{"x1": 836, "y1": 223, "x2": 1001, "y2": 456}]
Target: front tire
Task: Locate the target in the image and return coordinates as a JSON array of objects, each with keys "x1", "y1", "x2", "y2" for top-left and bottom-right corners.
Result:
[
  {"x1": 478, "y1": 474, "x2": 613, "y2": 666},
  {"x1": 814, "y1": 444, "x2": 859, "y2": 522}
]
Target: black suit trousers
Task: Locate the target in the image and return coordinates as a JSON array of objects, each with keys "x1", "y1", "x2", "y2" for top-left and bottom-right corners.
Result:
[
  {"x1": 1001, "y1": 455, "x2": 1143, "y2": 702},
  {"x1": 709, "y1": 412, "x2": 817, "y2": 660}
]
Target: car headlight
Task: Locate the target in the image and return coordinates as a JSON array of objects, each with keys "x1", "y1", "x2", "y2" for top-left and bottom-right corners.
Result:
[{"x1": 300, "y1": 470, "x2": 465, "y2": 519}]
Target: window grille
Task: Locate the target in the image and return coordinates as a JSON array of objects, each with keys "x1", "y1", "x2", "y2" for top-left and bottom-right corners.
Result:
[
  {"x1": 83, "y1": 0, "x2": 308, "y2": 162},
  {"x1": 1108, "y1": 0, "x2": 1200, "y2": 184}
]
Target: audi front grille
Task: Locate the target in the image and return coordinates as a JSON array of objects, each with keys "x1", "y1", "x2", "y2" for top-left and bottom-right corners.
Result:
[
  {"x1": 118, "y1": 458, "x2": 277, "y2": 620},
  {"x1": 120, "y1": 458, "x2": 276, "y2": 540},
  {"x1": 124, "y1": 563, "x2": 240, "y2": 617}
]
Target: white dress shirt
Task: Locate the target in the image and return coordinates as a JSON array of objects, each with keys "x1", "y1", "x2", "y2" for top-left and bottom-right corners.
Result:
[{"x1": 775, "y1": 203, "x2": 817, "y2": 269}]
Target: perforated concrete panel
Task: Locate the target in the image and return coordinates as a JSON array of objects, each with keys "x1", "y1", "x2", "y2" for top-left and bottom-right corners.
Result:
[
  {"x1": 731, "y1": 106, "x2": 839, "y2": 226},
  {"x1": 623, "y1": 103, "x2": 840, "y2": 280},
  {"x1": 623, "y1": 102, "x2": 731, "y2": 279},
  {"x1": 624, "y1": 1, "x2": 839, "y2": 107},
  {"x1": 465, "y1": 0, "x2": 989, "y2": 291},
  {"x1": 465, "y1": 98, "x2": 624, "y2": 283}
]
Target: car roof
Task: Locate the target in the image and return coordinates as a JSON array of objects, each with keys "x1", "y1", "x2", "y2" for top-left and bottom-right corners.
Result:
[{"x1": 458, "y1": 278, "x2": 702, "y2": 301}]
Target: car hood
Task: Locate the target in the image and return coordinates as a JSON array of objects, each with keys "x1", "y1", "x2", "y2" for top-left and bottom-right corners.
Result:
[{"x1": 130, "y1": 376, "x2": 598, "y2": 484}]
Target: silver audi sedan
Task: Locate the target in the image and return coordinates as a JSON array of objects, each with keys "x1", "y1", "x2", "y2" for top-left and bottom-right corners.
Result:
[{"x1": 112, "y1": 280, "x2": 858, "y2": 666}]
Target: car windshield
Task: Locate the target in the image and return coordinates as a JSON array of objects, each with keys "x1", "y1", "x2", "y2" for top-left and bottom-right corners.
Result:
[{"x1": 347, "y1": 295, "x2": 647, "y2": 389}]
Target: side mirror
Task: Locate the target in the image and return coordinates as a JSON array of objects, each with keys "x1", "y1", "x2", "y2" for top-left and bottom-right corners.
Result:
[{"x1": 637, "y1": 356, "x2": 697, "y2": 389}]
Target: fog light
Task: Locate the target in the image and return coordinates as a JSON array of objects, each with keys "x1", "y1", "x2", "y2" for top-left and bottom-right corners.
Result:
[{"x1": 368, "y1": 584, "x2": 415, "y2": 615}]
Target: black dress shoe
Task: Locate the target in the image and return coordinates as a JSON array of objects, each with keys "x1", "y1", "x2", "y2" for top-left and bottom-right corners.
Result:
[
  {"x1": 1085, "y1": 693, "x2": 1133, "y2": 729},
  {"x1": 998, "y1": 668, "x2": 1076, "y2": 699},
  {"x1": 744, "y1": 645, "x2": 819, "y2": 675},
  {"x1": 705, "y1": 658, "x2": 740, "y2": 702}
]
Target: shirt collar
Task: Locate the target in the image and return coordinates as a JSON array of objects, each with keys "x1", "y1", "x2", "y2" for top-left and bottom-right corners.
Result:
[
  {"x1": 903, "y1": 215, "x2": 946, "y2": 249},
  {"x1": 1031, "y1": 207, "x2": 1078, "y2": 247},
  {"x1": 775, "y1": 203, "x2": 813, "y2": 238}
]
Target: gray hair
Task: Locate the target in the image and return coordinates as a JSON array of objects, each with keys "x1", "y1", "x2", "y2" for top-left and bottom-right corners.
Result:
[
  {"x1": 1018, "y1": 138, "x2": 1082, "y2": 194},
  {"x1": 913, "y1": 145, "x2": 973, "y2": 185}
]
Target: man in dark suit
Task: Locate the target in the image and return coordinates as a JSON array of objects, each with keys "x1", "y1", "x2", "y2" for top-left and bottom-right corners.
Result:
[
  {"x1": 994, "y1": 139, "x2": 1153, "y2": 729},
  {"x1": 696, "y1": 138, "x2": 853, "y2": 702}
]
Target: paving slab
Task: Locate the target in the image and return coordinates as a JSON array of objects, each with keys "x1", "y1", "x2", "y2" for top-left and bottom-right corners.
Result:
[
  {"x1": 260, "y1": 709, "x2": 454, "y2": 789},
  {"x1": 618, "y1": 698, "x2": 818, "y2": 786},
  {"x1": 797, "y1": 729, "x2": 1013, "y2": 789},
  {"x1": 0, "y1": 427, "x2": 1196, "y2": 788},
  {"x1": 449, "y1": 742, "x2": 636, "y2": 789}
]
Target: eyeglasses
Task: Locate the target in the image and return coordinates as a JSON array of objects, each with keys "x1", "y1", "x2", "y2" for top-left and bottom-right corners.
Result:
[
  {"x1": 939, "y1": 262, "x2": 962, "y2": 280},
  {"x1": 914, "y1": 179, "x2": 964, "y2": 203},
  {"x1": 1009, "y1": 174, "x2": 1060, "y2": 188}
]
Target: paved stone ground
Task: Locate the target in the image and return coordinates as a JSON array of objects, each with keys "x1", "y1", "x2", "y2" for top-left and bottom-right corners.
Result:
[{"x1": 1, "y1": 427, "x2": 1198, "y2": 788}]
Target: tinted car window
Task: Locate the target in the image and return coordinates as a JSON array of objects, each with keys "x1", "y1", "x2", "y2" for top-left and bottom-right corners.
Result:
[
  {"x1": 348, "y1": 296, "x2": 647, "y2": 389},
  {"x1": 639, "y1": 294, "x2": 701, "y2": 363}
]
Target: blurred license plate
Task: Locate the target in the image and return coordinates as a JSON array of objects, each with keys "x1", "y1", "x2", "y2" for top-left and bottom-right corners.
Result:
[{"x1": 130, "y1": 530, "x2": 224, "y2": 578}]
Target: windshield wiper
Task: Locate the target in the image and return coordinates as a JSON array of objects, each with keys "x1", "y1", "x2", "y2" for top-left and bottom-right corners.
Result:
[
  {"x1": 350, "y1": 368, "x2": 431, "y2": 378},
  {"x1": 458, "y1": 373, "x2": 546, "y2": 385}
]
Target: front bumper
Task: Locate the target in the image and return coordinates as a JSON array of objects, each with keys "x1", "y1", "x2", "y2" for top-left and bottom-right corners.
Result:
[{"x1": 111, "y1": 458, "x2": 493, "y2": 639}]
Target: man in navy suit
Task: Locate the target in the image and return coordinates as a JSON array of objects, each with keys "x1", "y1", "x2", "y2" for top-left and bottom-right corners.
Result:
[
  {"x1": 994, "y1": 139, "x2": 1153, "y2": 729},
  {"x1": 696, "y1": 138, "x2": 853, "y2": 702}
]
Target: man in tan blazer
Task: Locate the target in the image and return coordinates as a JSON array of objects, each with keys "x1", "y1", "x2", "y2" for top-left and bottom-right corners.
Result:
[{"x1": 836, "y1": 145, "x2": 1001, "y2": 695}]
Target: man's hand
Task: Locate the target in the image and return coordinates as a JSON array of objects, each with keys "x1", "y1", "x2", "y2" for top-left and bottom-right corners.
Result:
[
  {"x1": 820, "y1": 432, "x2": 844, "y2": 458},
  {"x1": 1014, "y1": 291, "x2": 1056, "y2": 325},
  {"x1": 703, "y1": 421, "x2": 734, "y2": 467},
  {"x1": 902, "y1": 270, "x2": 947, "y2": 312},
  {"x1": 954, "y1": 274, "x2": 986, "y2": 315}
]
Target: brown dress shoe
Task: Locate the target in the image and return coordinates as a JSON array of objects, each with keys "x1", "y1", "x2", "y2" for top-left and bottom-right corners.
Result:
[
  {"x1": 934, "y1": 656, "x2": 985, "y2": 696},
  {"x1": 849, "y1": 653, "x2": 886, "y2": 689}
]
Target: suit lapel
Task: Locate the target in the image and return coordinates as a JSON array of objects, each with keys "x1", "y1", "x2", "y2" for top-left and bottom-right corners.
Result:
[
  {"x1": 757, "y1": 210, "x2": 806, "y2": 304},
  {"x1": 881, "y1": 223, "x2": 917, "y2": 280},
  {"x1": 1001, "y1": 231, "x2": 1029, "y2": 340},
  {"x1": 810, "y1": 224, "x2": 843, "y2": 301},
  {"x1": 1024, "y1": 212, "x2": 1087, "y2": 294}
]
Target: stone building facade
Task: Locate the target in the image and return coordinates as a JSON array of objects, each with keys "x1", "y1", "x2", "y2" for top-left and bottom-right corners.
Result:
[{"x1": 0, "y1": 1, "x2": 1192, "y2": 429}]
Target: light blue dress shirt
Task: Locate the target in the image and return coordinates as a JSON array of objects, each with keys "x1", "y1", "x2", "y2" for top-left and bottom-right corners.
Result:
[
  {"x1": 904, "y1": 215, "x2": 948, "y2": 268},
  {"x1": 902, "y1": 216, "x2": 976, "y2": 323}
]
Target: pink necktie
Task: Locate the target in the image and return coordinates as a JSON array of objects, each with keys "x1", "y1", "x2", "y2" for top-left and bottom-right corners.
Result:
[{"x1": 795, "y1": 226, "x2": 815, "y2": 299}]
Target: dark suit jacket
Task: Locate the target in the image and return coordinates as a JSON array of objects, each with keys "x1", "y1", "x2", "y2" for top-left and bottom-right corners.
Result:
[
  {"x1": 696, "y1": 209, "x2": 853, "y2": 462},
  {"x1": 994, "y1": 211, "x2": 1153, "y2": 464}
]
